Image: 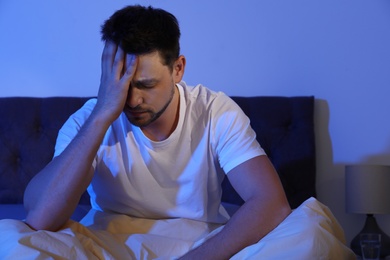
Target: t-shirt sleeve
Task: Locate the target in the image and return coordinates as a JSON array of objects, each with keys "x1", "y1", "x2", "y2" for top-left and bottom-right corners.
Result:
[
  {"x1": 53, "y1": 98, "x2": 97, "y2": 160},
  {"x1": 211, "y1": 93, "x2": 265, "y2": 174}
]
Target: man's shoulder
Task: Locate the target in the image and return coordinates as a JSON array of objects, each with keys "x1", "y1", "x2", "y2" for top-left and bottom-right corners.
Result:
[{"x1": 178, "y1": 81, "x2": 231, "y2": 106}]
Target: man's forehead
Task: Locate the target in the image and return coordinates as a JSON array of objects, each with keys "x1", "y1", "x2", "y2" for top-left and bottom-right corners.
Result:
[
  {"x1": 133, "y1": 51, "x2": 164, "y2": 63},
  {"x1": 132, "y1": 53, "x2": 169, "y2": 76}
]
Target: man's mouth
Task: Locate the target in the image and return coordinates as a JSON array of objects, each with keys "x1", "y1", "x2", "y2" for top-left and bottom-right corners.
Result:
[
  {"x1": 125, "y1": 108, "x2": 148, "y2": 117},
  {"x1": 130, "y1": 111, "x2": 145, "y2": 116}
]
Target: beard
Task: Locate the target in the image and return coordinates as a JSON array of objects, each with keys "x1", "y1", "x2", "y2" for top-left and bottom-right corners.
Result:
[{"x1": 124, "y1": 85, "x2": 175, "y2": 127}]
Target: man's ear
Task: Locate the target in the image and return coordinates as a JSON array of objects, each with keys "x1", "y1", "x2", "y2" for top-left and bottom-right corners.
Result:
[{"x1": 172, "y1": 55, "x2": 186, "y2": 83}]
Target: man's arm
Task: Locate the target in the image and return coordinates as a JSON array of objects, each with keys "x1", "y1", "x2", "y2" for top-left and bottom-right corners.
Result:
[
  {"x1": 180, "y1": 155, "x2": 291, "y2": 259},
  {"x1": 24, "y1": 42, "x2": 137, "y2": 231}
]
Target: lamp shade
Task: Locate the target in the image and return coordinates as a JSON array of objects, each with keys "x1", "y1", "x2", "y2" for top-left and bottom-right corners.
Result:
[{"x1": 345, "y1": 165, "x2": 390, "y2": 214}]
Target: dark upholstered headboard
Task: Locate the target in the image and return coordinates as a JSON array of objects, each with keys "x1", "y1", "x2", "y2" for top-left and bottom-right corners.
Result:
[
  {"x1": 222, "y1": 96, "x2": 316, "y2": 209},
  {"x1": 0, "y1": 97, "x2": 91, "y2": 204},
  {"x1": 0, "y1": 96, "x2": 316, "y2": 209}
]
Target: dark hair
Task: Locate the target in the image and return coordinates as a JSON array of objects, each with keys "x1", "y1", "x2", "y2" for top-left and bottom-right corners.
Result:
[{"x1": 101, "y1": 5, "x2": 181, "y2": 68}]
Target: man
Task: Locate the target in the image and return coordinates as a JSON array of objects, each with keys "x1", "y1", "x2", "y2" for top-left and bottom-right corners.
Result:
[{"x1": 15, "y1": 5, "x2": 353, "y2": 260}]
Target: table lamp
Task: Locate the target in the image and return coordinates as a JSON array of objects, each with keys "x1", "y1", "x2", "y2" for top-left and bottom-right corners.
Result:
[{"x1": 345, "y1": 164, "x2": 390, "y2": 257}]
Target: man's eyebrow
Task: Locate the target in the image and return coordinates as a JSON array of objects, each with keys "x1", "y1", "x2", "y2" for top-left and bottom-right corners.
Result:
[{"x1": 133, "y1": 78, "x2": 159, "y2": 85}]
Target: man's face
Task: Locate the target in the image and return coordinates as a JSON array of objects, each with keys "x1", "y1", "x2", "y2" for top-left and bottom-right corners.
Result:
[{"x1": 123, "y1": 51, "x2": 177, "y2": 127}]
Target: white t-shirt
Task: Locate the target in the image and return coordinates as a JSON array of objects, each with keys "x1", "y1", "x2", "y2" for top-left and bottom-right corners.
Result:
[{"x1": 54, "y1": 82, "x2": 265, "y2": 224}]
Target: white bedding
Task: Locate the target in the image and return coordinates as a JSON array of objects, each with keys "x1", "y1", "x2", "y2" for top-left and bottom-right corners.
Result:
[{"x1": 0, "y1": 198, "x2": 355, "y2": 259}]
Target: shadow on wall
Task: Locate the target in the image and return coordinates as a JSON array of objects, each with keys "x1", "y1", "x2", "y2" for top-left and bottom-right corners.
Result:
[
  {"x1": 314, "y1": 99, "x2": 390, "y2": 245},
  {"x1": 314, "y1": 99, "x2": 362, "y2": 245},
  {"x1": 363, "y1": 149, "x2": 390, "y2": 165}
]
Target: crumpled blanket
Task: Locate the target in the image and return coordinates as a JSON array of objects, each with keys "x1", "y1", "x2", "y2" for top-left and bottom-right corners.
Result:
[{"x1": 0, "y1": 198, "x2": 355, "y2": 259}]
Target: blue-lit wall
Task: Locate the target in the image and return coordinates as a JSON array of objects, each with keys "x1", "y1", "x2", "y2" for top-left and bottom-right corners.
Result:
[{"x1": 1, "y1": 0, "x2": 390, "y2": 245}]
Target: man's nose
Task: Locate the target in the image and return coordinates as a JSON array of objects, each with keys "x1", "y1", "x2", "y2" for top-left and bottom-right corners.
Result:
[{"x1": 126, "y1": 86, "x2": 143, "y2": 108}]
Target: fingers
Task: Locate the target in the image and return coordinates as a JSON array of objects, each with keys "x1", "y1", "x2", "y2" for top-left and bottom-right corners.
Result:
[
  {"x1": 122, "y1": 54, "x2": 137, "y2": 80},
  {"x1": 101, "y1": 41, "x2": 118, "y2": 76},
  {"x1": 112, "y1": 45, "x2": 126, "y2": 79},
  {"x1": 101, "y1": 41, "x2": 137, "y2": 81}
]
